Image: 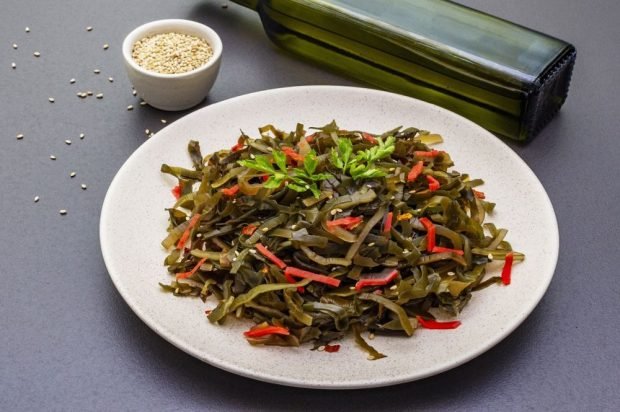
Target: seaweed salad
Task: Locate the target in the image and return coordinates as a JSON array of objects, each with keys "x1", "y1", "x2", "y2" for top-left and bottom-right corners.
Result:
[{"x1": 159, "y1": 121, "x2": 522, "y2": 360}]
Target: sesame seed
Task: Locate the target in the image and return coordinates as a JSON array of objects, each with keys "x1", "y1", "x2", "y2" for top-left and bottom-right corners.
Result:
[
  {"x1": 108, "y1": 77, "x2": 113, "y2": 82},
  {"x1": 488, "y1": 253, "x2": 494, "y2": 261},
  {"x1": 368, "y1": 242, "x2": 375, "y2": 247},
  {"x1": 447, "y1": 271, "x2": 455, "y2": 277},
  {"x1": 12, "y1": 44, "x2": 18, "y2": 49},
  {"x1": 33, "y1": 51, "x2": 40, "y2": 57},
  {"x1": 368, "y1": 333, "x2": 375, "y2": 340},
  {"x1": 131, "y1": 32, "x2": 213, "y2": 74},
  {"x1": 11, "y1": 62, "x2": 16, "y2": 69},
  {"x1": 249, "y1": 153, "x2": 255, "y2": 159},
  {"x1": 290, "y1": 224, "x2": 298, "y2": 230},
  {"x1": 127, "y1": 105, "x2": 133, "y2": 111},
  {"x1": 249, "y1": 249, "x2": 257, "y2": 254},
  {"x1": 93, "y1": 69, "x2": 100, "y2": 74},
  {"x1": 70, "y1": 78, "x2": 76, "y2": 84},
  {"x1": 16, "y1": 133, "x2": 24, "y2": 140},
  {"x1": 25, "y1": 27, "x2": 30, "y2": 33},
  {"x1": 160, "y1": 119, "x2": 167, "y2": 124},
  {"x1": 59, "y1": 209, "x2": 67, "y2": 215},
  {"x1": 65, "y1": 139, "x2": 71, "y2": 145},
  {"x1": 389, "y1": 284, "x2": 398, "y2": 290},
  {"x1": 50, "y1": 155, "x2": 56, "y2": 160},
  {"x1": 96, "y1": 93, "x2": 103, "y2": 99},
  {"x1": 132, "y1": 89, "x2": 137, "y2": 96},
  {"x1": 48, "y1": 97, "x2": 55, "y2": 103},
  {"x1": 389, "y1": 167, "x2": 395, "y2": 172},
  {"x1": 140, "y1": 101, "x2": 147, "y2": 106},
  {"x1": 402, "y1": 249, "x2": 409, "y2": 254},
  {"x1": 349, "y1": 286, "x2": 356, "y2": 290},
  {"x1": 330, "y1": 209, "x2": 337, "y2": 216},
  {"x1": 234, "y1": 250, "x2": 240, "y2": 256},
  {"x1": 195, "y1": 233, "x2": 202, "y2": 238},
  {"x1": 86, "y1": 26, "x2": 93, "y2": 31},
  {"x1": 317, "y1": 346, "x2": 325, "y2": 352},
  {"x1": 145, "y1": 129, "x2": 150, "y2": 134},
  {"x1": 79, "y1": 133, "x2": 85, "y2": 139},
  {"x1": 70, "y1": 172, "x2": 76, "y2": 178},
  {"x1": 81, "y1": 184, "x2": 87, "y2": 190},
  {"x1": 34, "y1": 196, "x2": 40, "y2": 203},
  {"x1": 87, "y1": 91, "x2": 93, "y2": 96},
  {"x1": 77, "y1": 92, "x2": 87, "y2": 98},
  {"x1": 261, "y1": 227, "x2": 269, "y2": 232},
  {"x1": 103, "y1": 44, "x2": 109, "y2": 50}
]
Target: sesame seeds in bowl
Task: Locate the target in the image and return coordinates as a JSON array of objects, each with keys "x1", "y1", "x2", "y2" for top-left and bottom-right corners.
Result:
[{"x1": 122, "y1": 20, "x2": 222, "y2": 111}]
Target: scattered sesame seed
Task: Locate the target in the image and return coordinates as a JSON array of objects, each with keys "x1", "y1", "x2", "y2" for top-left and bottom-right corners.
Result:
[
  {"x1": 160, "y1": 119, "x2": 167, "y2": 124},
  {"x1": 59, "y1": 209, "x2": 67, "y2": 215},
  {"x1": 234, "y1": 250, "x2": 240, "y2": 256},
  {"x1": 81, "y1": 184, "x2": 87, "y2": 190},
  {"x1": 447, "y1": 271, "x2": 455, "y2": 277},
  {"x1": 389, "y1": 284, "x2": 398, "y2": 290},
  {"x1": 330, "y1": 209, "x2": 338, "y2": 216},
  {"x1": 388, "y1": 167, "x2": 395, "y2": 172},
  {"x1": 195, "y1": 233, "x2": 202, "y2": 238},
  {"x1": 79, "y1": 133, "x2": 85, "y2": 139},
  {"x1": 93, "y1": 69, "x2": 100, "y2": 74},
  {"x1": 127, "y1": 105, "x2": 133, "y2": 111},
  {"x1": 108, "y1": 77, "x2": 113, "y2": 82},
  {"x1": 48, "y1": 97, "x2": 55, "y2": 103},
  {"x1": 249, "y1": 249, "x2": 257, "y2": 254},
  {"x1": 33, "y1": 51, "x2": 40, "y2": 57},
  {"x1": 77, "y1": 92, "x2": 87, "y2": 98},
  {"x1": 96, "y1": 93, "x2": 103, "y2": 99},
  {"x1": 50, "y1": 155, "x2": 56, "y2": 160},
  {"x1": 70, "y1": 78, "x2": 76, "y2": 84},
  {"x1": 317, "y1": 346, "x2": 325, "y2": 352},
  {"x1": 11, "y1": 62, "x2": 16, "y2": 69},
  {"x1": 249, "y1": 153, "x2": 255, "y2": 159},
  {"x1": 65, "y1": 139, "x2": 71, "y2": 145},
  {"x1": 70, "y1": 172, "x2": 76, "y2": 178},
  {"x1": 139, "y1": 101, "x2": 147, "y2": 106},
  {"x1": 16, "y1": 133, "x2": 24, "y2": 140},
  {"x1": 12, "y1": 44, "x2": 18, "y2": 49},
  {"x1": 148, "y1": 133, "x2": 154, "y2": 138},
  {"x1": 261, "y1": 227, "x2": 269, "y2": 232},
  {"x1": 34, "y1": 196, "x2": 40, "y2": 203},
  {"x1": 132, "y1": 89, "x2": 137, "y2": 96},
  {"x1": 488, "y1": 253, "x2": 494, "y2": 261},
  {"x1": 402, "y1": 249, "x2": 409, "y2": 254},
  {"x1": 145, "y1": 129, "x2": 150, "y2": 134},
  {"x1": 367, "y1": 242, "x2": 375, "y2": 247},
  {"x1": 25, "y1": 27, "x2": 30, "y2": 33},
  {"x1": 290, "y1": 224, "x2": 298, "y2": 230},
  {"x1": 87, "y1": 91, "x2": 93, "y2": 96},
  {"x1": 86, "y1": 26, "x2": 93, "y2": 31},
  {"x1": 349, "y1": 286, "x2": 356, "y2": 290},
  {"x1": 368, "y1": 333, "x2": 375, "y2": 340},
  {"x1": 103, "y1": 44, "x2": 109, "y2": 50}
]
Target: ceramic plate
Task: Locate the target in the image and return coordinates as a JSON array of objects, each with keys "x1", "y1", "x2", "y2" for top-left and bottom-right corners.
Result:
[{"x1": 100, "y1": 86, "x2": 558, "y2": 389}]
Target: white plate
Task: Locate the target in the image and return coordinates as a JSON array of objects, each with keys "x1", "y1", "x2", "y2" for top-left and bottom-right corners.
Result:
[{"x1": 100, "y1": 86, "x2": 558, "y2": 389}]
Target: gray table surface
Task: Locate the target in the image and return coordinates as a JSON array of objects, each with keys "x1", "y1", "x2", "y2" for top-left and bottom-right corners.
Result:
[{"x1": 1, "y1": 0, "x2": 619, "y2": 410}]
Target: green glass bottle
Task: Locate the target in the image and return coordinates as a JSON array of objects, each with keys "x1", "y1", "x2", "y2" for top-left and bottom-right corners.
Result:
[{"x1": 230, "y1": 0, "x2": 576, "y2": 141}]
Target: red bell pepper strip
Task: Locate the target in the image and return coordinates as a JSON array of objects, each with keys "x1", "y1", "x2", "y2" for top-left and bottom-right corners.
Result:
[
  {"x1": 230, "y1": 136, "x2": 245, "y2": 152},
  {"x1": 414, "y1": 149, "x2": 442, "y2": 157},
  {"x1": 177, "y1": 213, "x2": 201, "y2": 250},
  {"x1": 426, "y1": 175, "x2": 440, "y2": 191},
  {"x1": 305, "y1": 133, "x2": 316, "y2": 143},
  {"x1": 281, "y1": 146, "x2": 304, "y2": 163},
  {"x1": 255, "y1": 243, "x2": 287, "y2": 270},
  {"x1": 243, "y1": 325, "x2": 290, "y2": 338},
  {"x1": 419, "y1": 217, "x2": 435, "y2": 252},
  {"x1": 354, "y1": 269, "x2": 399, "y2": 291},
  {"x1": 176, "y1": 257, "x2": 207, "y2": 280},
  {"x1": 431, "y1": 246, "x2": 464, "y2": 256},
  {"x1": 171, "y1": 185, "x2": 182, "y2": 200},
  {"x1": 326, "y1": 216, "x2": 364, "y2": 230},
  {"x1": 241, "y1": 224, "x2": 258, "y2": 236},
  {"x1": 283, "y1": 270, "x2": 305, "y2": 293},
  {"x1": 416, "y1": 316, "x2": 461, "y2": 329},
  {"x1": 407, "y1": 161, "x2": 424, "y2": 182},
  {"x1": 383, "y1": 212, "x2": 393, "y2": 235},
  {"x1": 473, "y1": 189, "x2": 486, "y2": 199},
  {"x1": 362, "y1": 132, "x2": 377, "y2": 144},
  {"x1": 284, "y1": 266, "x2": 341, "y2": 287},
  {"x1": 324, "y1": 344, "x2": 340, "y2": 353},
  {"x1": 501, "y1": 252, "x2": 514, "y2": 285},
  {"x1": 221, "y1": 184, "x2": 240, "y2": 197}
]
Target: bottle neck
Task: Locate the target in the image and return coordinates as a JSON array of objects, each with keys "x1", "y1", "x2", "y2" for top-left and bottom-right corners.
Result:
[{"x1": 230, "y1": 0, "x2": 259, "y2": 11}]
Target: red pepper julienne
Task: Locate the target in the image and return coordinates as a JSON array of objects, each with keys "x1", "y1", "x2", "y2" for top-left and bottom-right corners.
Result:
[
  {"x1": 243, "y1": 325, "x2": 290, "y2": 338},
  {"x1": 419, "y1": 217, "x2": 436, "y2": 252},
  {"x1": 177, "y1": 213, "x2": 201, "y2": 250},
  {"x1": 171, "y1": 185, "x2": 182, "y2": 200},
  {"x1": 255, "y1": 243, "x2": 287, "y2": 270},
  {"x1": 431, "y1": 246, "x2": 464, "y2": 256},
  {"x1": 284, "y1": 266, "x2": 341, "y2": 287},
  {"x1": 407, "y1": 161, "x2": 424, "y2": 182},
  {"x1": 416, "y1": 316, "x2": 461, "y2": 329},
  {"x1": 502, "y1": 252, "x2": 514, "y2": 285},
  {"x1": 354, "y1": 269, "x2": 399, "y2": 291},
  {"x1": 221, "y1": 184, "x2": 240, "y2": 197},
  {"x1": 382, "y1": 212, "x2": 393, "y2": 235},
  {"x1": 426, "y1": 175, "x2": 440, "y2": 191},
  {"x1": 241, "y1": 224, "x2": 258, "y2": 236},
  {"x1": 176, "y1": 257, "x2": 207, "y2": 280},
  {"x1": 362, "y1": 132, "x2": 378, "y2": 144},
  {"x1": 326, "y1": 216, "x2": 364, "y2": 230}
]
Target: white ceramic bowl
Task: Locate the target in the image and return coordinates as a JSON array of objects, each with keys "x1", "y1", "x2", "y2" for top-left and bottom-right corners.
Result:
[{"x1": 122, "y1": 19, "x2": 222, "y2": 111}]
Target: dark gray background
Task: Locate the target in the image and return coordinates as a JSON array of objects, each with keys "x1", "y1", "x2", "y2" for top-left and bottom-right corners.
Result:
[{"x1": 1, "y1": 0, "x2": 618, "y2": 410}]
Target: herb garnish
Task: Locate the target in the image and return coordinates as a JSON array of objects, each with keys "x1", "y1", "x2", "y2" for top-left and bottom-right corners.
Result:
[{"x1": 330, "y1": 135, "x2": 395, "y2": 180}]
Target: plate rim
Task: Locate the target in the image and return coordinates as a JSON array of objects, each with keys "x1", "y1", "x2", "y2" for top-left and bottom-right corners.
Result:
[{"x1": 100, "y1": 85, "x2": 559, "y2": 389}]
